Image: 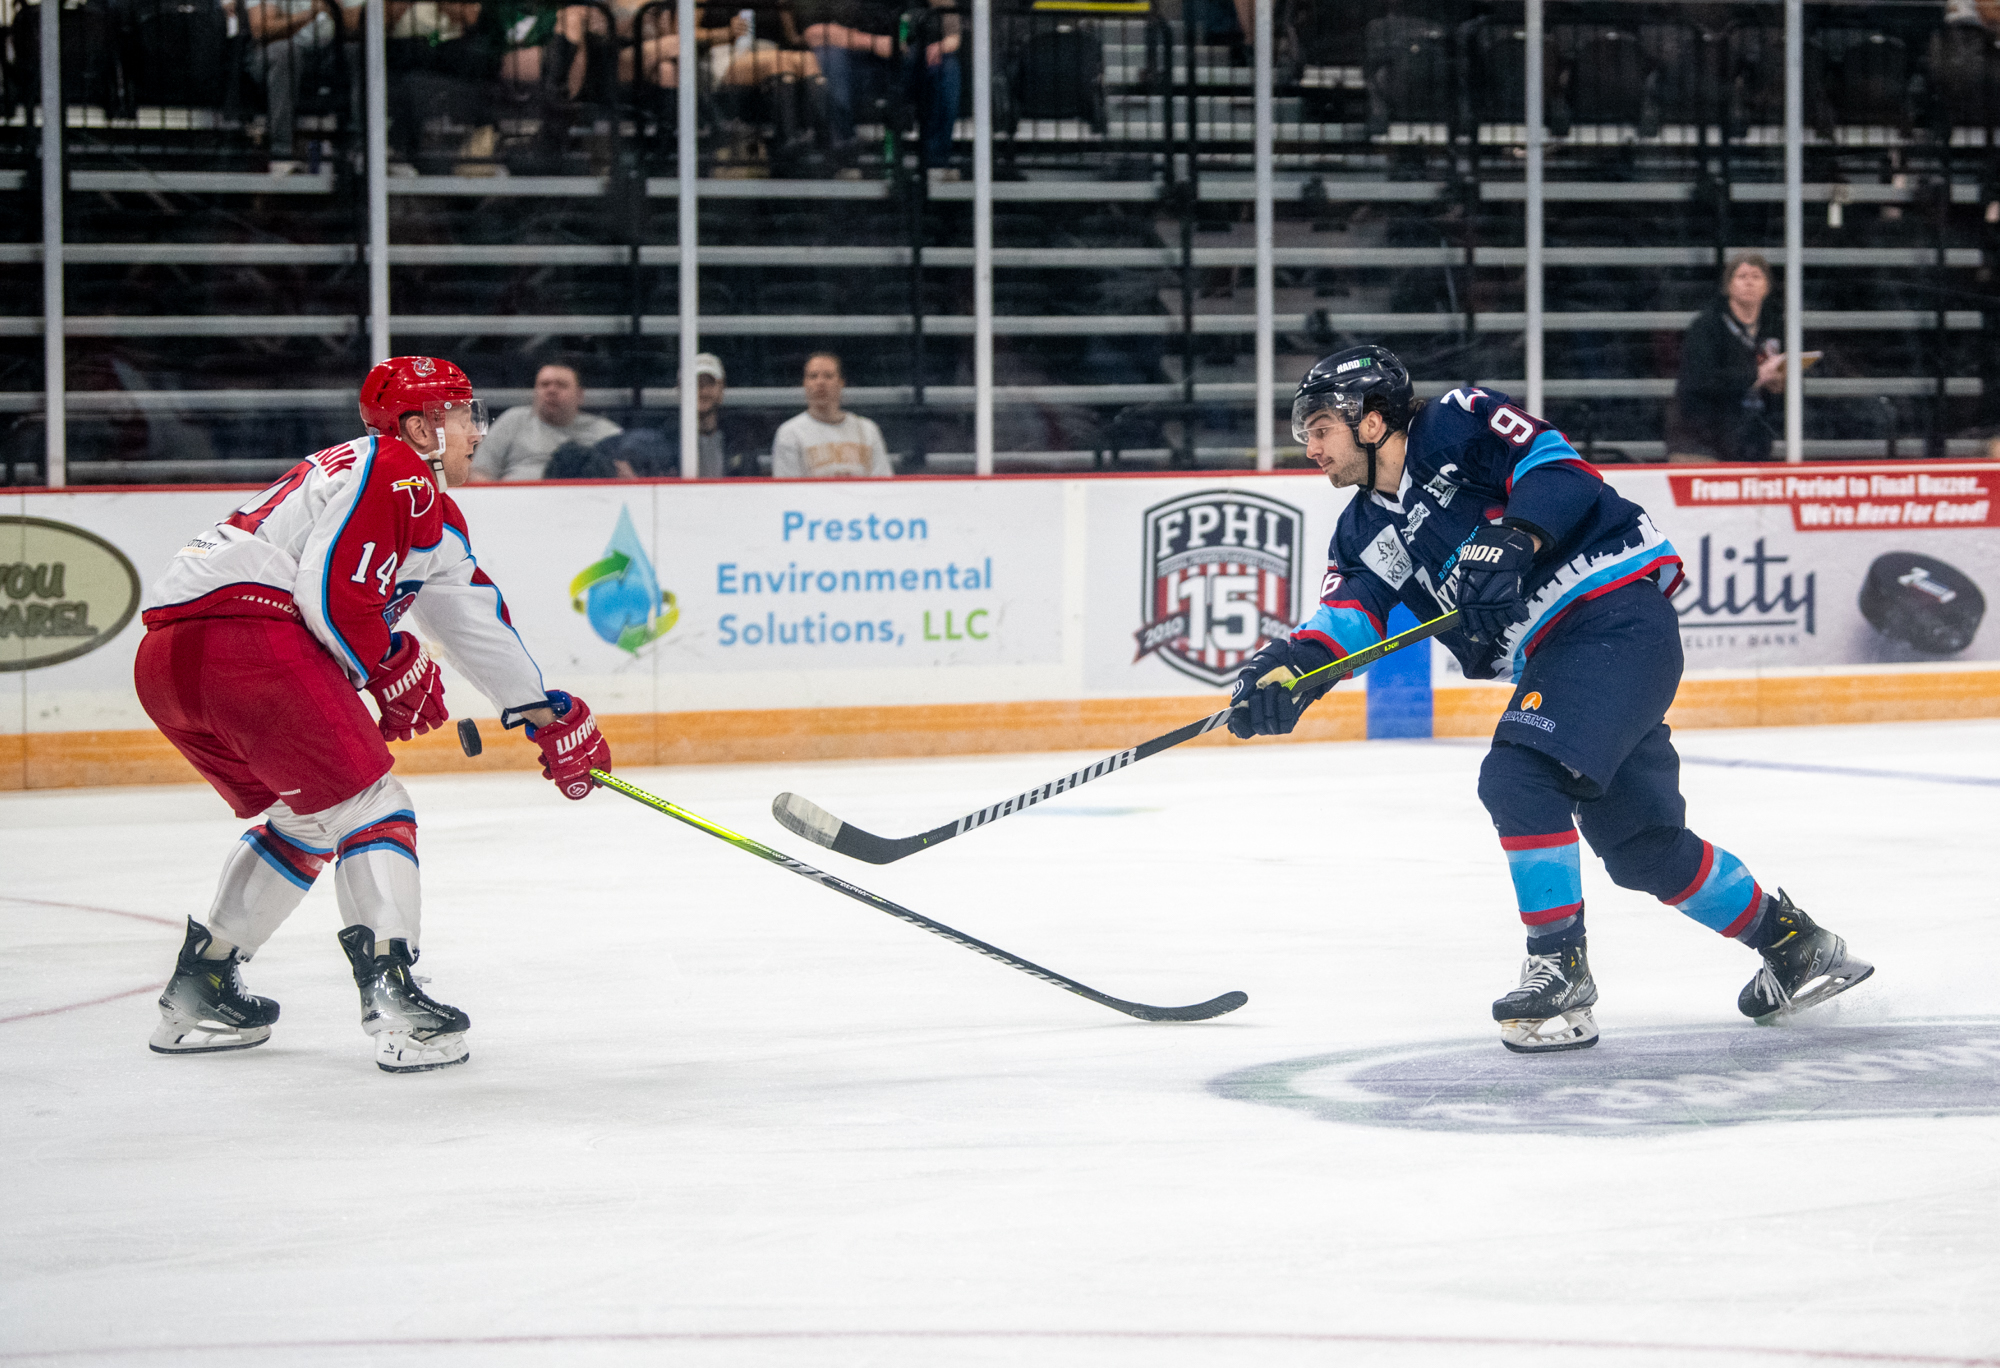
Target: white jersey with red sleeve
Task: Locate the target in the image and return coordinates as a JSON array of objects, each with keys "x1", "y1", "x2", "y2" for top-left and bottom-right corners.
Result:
[{"x1": 142, "y1": 435, "x2": 549, "y2": 723}]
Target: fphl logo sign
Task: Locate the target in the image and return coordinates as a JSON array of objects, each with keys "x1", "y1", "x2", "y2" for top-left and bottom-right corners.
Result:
[{"x1": 1136, "y1": 490, "x2": 1303, "y2": 689}]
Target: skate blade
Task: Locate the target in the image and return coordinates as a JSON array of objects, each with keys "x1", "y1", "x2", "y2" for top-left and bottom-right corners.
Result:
[
  {"x1": 1752, "y1": 960, "x2": 1876, "y2": 1026},
  {"x1": 375, "y1": 1031, "x2": 469, "y2": 1074},
  {"x1": 149, "y1": 1014, "x2": 271, "y2": 1054},
  {"x1": 1499, "y1": 1008, "x2": 1599, "y2": 1054}
]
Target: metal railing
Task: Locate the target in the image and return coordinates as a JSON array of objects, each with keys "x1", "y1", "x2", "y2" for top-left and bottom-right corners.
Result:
[{"x1": 5, "y1": 0, "x2": 1998, "y2": 482}]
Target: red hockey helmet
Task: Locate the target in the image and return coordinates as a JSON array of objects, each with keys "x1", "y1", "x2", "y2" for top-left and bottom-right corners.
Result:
[{"x1": 358, "y1": 357, "x2": 488, "y2": 440}]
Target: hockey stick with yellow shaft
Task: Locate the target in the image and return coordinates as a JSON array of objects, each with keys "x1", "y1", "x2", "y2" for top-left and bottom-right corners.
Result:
[
  {"x1": 771, "y1": 608, "x2": 1463, "y2": 865},
  {"x1": 591, "y1": 769, "x2": 1247, "y2": 1022}
]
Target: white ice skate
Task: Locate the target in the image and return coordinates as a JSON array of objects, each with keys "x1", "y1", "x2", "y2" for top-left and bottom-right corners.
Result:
[
  {"x1": 372, "y1": 1028, "x2": 470, "y2": 1073},
  {"x1": 149, "y1": 918, "x2": 280, "y2": 1055},
  {"x1": 337, "y1": 926, "x2": 471, "y2": 1074},
  {"x1": 1492, "y1": 941, "x2": 1600, "y2": 1054}
]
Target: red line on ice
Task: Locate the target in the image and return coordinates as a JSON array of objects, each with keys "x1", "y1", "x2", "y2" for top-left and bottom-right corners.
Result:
[
  {"x1": 0, "y1": 983, "x2": 159, "y2": 1026},
  {"x1": 0, "y1": 894, "x2": 179, "y2": 928},
  {"x1": 0, "y1": 1330, "x2": 1992, "y2": 1364}
]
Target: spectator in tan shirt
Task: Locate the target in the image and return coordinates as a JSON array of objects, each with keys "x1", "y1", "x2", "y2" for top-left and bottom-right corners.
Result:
[{"x1": 770, "y1": 351, "x2": 892, "y2": 478}]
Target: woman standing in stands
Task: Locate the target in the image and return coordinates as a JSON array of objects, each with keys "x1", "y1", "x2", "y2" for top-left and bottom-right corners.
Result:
[{"x1": 1670, "y1": 252, "x2": 1789, "y2": 463}]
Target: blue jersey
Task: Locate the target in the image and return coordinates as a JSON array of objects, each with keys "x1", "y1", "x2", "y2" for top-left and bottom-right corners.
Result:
[{"x1": 1293, "y1": 387, "x2": 1683, "y2": 682}]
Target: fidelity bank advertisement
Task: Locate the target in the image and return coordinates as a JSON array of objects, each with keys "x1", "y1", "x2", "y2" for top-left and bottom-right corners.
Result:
[{"x1": 6, "y1": 461, "x2": 1998, "y2": 739}]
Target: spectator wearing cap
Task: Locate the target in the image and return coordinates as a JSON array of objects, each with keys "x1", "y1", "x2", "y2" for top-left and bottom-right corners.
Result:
[
  {"x1": 688, "y1": 353, "x2": 756, "y2": 477},
  {"x1": 472, "y1": 363, "x2": 623, "y2": 482},
  {"x1": 772, "y1": 351, "x2": 892, "y2": 478},
  {"x1": 1670, "y1": 252, "x2": 1788, "y2": 464}
]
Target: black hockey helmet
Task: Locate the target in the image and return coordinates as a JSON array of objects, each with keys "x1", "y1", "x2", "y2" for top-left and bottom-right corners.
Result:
[
  {"x1": 1291, "y1": 344, "x2": 1415, "y2": 443},
  {"x1": 1292, "y1": 345, "x2": 1414, "y2": 491}
]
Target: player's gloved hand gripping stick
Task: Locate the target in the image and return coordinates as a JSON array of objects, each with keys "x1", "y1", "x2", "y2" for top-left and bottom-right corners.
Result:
[
  {"x1": 772, "y1": 608, "x2": 1462, "y2": 865},
  {"x1": 456, "y1": 696, "x2": 610, "y2": 802},
  {"x1": 525, "y1": 691, "x2": 610, "y2": 800},
  {"x1": 593, "y1": 768, "x2": 1246, "y2": 1022}
]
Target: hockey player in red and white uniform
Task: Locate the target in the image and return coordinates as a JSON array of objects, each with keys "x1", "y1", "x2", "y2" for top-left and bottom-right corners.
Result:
[{"x1": 134, "y1": 356, "x2": 612, "y2": 1072}]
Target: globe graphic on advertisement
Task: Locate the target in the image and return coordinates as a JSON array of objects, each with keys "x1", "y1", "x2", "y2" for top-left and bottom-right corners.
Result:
[{"x1": 571, "y1": 506, "x2": 677, "y2": 655}]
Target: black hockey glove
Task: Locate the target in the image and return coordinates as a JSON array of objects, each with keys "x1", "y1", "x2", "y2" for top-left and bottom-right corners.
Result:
[
  {"x1": 1227, "y1": 636, "x2": 1339, "y2": 739},
  {"x1": 1450, "y1": 523, "x2": 1538, "y2": 645}
]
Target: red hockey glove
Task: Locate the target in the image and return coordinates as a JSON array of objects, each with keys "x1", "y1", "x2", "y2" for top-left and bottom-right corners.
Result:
[
  {"x1": 368, "y1": 633, "x2": 448, "y2": 743},
  {"x1": 525, "y1": 691, "x2": 610, "y2": 800}
]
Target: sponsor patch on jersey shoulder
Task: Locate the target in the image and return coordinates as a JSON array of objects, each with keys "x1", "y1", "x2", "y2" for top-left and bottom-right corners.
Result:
[{"x1": 1359, "y1": 524, "x2": 1414, "y2": 588}]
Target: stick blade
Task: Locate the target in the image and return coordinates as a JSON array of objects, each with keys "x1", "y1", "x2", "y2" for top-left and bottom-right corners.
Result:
[
  {"x1": 772, "y1": 792, "x2": 843, "y2": 850},
  {"x1": 1120, "y1": 990, "x2": 1249, "y2": 1023}
]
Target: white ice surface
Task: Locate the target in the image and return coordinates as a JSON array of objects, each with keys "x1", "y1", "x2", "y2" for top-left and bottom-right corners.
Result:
[{"x1": 4, "y1": 721, "x2": 1999, "y2": 1368}]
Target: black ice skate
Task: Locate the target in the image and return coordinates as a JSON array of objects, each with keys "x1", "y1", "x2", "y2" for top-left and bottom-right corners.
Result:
[
  {"x1": 337, "y1": 925, "x2": 470, "y2": 1073},
  {"x1": 149, "y1": 917, "x2": 280, "y2": 1054},
  {"x1": 1739, "y1": 890, "x2": 1874, "y2": 1024},
  {"x1": 1492, "y1": 939, "x2": 1599, "y2": 1053}
]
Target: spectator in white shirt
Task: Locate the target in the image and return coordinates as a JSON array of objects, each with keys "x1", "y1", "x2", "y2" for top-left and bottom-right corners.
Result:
[
  {"x1": 471, "y1": 363, "x2": 623, "y2": 482},
  {"x1": 771, "y1": 351, "x2": 892, "y2": 478}
]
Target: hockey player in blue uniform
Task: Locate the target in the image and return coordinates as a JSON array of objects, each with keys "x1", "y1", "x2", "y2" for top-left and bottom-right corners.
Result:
[{"x1": 1230, "y1": 345, "x2": 1873, "y2": 1052}]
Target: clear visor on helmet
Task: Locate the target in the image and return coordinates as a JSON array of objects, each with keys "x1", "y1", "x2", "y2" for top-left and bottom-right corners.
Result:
[
  {"x1": 1292, "y1": 390, "x2": 1362, "y2": 444},
  {"x1": 423, "y1": 396, "x2": 489, "y2": 436}
]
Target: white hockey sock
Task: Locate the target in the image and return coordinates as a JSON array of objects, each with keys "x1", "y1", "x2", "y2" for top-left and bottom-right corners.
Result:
[
  {"x1": 204, "y1": 823, "x2": 332, "y2": 957},
  {"x1": 315, "y1": 778, "x2": 424, "y2": 953},
  {"x1": 225, "y1": 776, "x2": 426, "y2": 955}
]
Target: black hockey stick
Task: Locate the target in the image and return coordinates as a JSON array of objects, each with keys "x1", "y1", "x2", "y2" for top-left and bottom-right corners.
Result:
[
  {"x1": 773, "y1": 607, "x2": 1462, "y2": 865},
  {"x1": 591, "y1": 768, "x2": 1246, "y2": 1023}
]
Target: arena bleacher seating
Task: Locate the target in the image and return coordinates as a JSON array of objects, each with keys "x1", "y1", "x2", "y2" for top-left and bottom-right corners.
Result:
[{"x1": 2, "y1": 0, "x2": 1997, "y2": 479}]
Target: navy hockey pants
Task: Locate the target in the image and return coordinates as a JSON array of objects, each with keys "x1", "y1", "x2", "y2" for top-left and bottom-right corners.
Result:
[{"x1": 1475, "y1": 581, "x2": 1766, "y2": 941}]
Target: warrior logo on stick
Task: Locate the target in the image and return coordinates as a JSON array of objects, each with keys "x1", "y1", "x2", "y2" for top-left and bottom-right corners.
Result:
[{"x1": 1136, "y1": 490, "x2": 1303, "y2": 688}]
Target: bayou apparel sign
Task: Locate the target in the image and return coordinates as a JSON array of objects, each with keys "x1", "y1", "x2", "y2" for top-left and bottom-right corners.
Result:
[{"x1": 0, "y1": 517, "x2": 141, "y2": 672}]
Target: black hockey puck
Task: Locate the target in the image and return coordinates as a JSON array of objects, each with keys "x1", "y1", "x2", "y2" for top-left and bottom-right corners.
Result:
[
  {"x1": 1858, "y1": 552, "x2": 1986, "y2": 655},
  {"x1": 457, "y1": 717, "x2": 483, "y2": 757}
]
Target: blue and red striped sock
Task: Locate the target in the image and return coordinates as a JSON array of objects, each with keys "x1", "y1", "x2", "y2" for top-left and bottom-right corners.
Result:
[
  {"x1": 1501, "y1": 828, "x2": 1585, "y2": 951},
  {"x1": 1663, "y1": 839, "x2": 1765, "y2": 939}
]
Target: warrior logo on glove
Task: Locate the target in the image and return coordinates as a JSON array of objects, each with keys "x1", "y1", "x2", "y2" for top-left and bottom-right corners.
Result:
[
  {"x1": 1135, "y1": 490, "x2": 1304, "y2": 688},
  {"x1": 525, "y1": 692, "x2": 611, "y2": 800}
]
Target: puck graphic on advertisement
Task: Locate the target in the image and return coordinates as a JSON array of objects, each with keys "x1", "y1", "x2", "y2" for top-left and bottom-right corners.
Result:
[
  {"x1": 457, "y1": 717, "x2": 483, "y2": 757},
  {"x1": 1858, "y1": 552, "x2": 1985, "y2": 655}
]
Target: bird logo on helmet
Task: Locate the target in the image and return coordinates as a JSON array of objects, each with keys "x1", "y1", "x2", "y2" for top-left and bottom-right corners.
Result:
[
  {"x1": 1291, "y1": 344, "x2": 1416, "y2": 491},
  {"x1": 358, "y1": 357, "x2": 490, "y2": 480}
]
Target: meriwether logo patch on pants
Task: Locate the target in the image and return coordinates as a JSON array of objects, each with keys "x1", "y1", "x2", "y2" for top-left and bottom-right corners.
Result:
[{"x1": 1135, "y1": 490, "x2": 1303, "y2": 689}]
